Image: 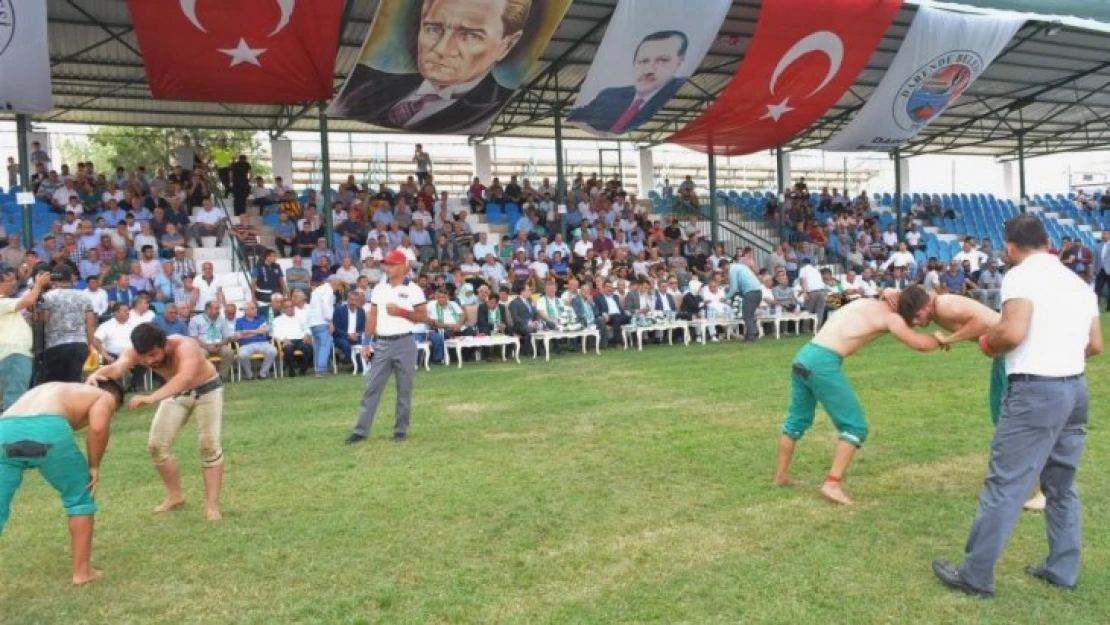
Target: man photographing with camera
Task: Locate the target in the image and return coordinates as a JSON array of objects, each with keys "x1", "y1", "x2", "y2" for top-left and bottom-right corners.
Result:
[{"x1": 0, "y1": 269, "x2": 51, "y2": 410}]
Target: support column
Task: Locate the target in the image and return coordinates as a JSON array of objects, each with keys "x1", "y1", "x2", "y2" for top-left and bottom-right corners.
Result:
[
  {"x1": 318, "y1": 103, "x2": 334, "y2": 243},
  {"x1": 637, "y1": 148, "x2": 655, "y2": 199},
  {"x1": 775, "y1": 147, "x2": 790, "y2": 242},
  {"x1": 474, "y1": 143, "x2": 493, "y2": 186},
  {"x1": 553, "y1": 106, "x2": 566, "y2": 203},
  {"x1": 16, "y1": 114, "x2": 32, "y2": 244},
  {"x1": 708, "y1": 153, "x2": 719, "y2": 244},
  {"x1": 269, "y1": 137, "x2": 293, "y2": 186},
  {"x1": 894, "y1": 148, "x2": 903, "y2": 240},
  {"x1": 1017, "y1": 132, "x2": 1027, "y2": 203}
]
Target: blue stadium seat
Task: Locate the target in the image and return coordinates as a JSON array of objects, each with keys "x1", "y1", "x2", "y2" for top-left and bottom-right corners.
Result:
[{"x1": 486, "y1": 203, "x2": 503, "y2": 225}]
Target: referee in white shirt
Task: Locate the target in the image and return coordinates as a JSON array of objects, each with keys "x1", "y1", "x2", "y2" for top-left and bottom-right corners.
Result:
[
  {"x1": 934, "y1": 215, "x2": 1102, "y2": 597},
  {"x1": 346, "y1": 250, "x2": 428, "y2": 445}
]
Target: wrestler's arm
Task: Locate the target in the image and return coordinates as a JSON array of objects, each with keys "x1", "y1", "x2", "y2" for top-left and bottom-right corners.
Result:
[
  {"x1": 86, "y1": 349, "x2": 140, "y2": 383},
  {"x1": 887, "y1": 314, "x2": 939, "y2": 352},
  {"x1": 85, "y1": 394, "x2": 115, "y2": 493}
]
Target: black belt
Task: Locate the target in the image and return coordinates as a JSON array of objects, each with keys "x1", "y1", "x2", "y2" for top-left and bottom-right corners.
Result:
[
  {"x1": 1007, "y1": 373, "x2": 1084, "y2": 383},
  {"x1": 376, "y1": 333, "x2": 413, "y2": 341},
  {"x1": 177, "y1": 377, "x2": 223, "y2": 399}
]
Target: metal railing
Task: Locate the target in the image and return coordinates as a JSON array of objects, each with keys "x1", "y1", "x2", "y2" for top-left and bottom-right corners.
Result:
[{"x1": 202, "y1": 171, "x2": 255, "y2": 289}]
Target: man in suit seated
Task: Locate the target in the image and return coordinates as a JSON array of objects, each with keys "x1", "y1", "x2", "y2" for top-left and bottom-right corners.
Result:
[
  {"x1": 477, "y1": 289, "x2": 509, "y2": 336},
  {"x1": 331, "y1": 0, "x2": 530, "y2": 134},
  {"x1": 332, "y1": 290, "x2": 367, "y2": 373},
  {"x1": 508, "y1": 283, "x2": 541, "y2": 355},
  {"x1": 568, "y1": 30, "x2": 688, "y2": 135},
  {"x1": 593, "y1": 280, "x2": 631, "y2": 347}
]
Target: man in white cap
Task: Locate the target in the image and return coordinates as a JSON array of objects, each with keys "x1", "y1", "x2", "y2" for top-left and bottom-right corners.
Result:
[{"x1": 346, "y1": 250, "x2": 427, "y2": 445}]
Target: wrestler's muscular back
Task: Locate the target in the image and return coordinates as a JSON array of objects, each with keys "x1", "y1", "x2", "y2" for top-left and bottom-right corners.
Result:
[
  {"x1": 812, "y1": 299, "x2": 902, "y2": 359},
  {"x1": 932, "y1": 294, "x2": 1000, "y2": 339},
  {"x1": 2, "y1": 383, "x2": 109, "y2": 431}
]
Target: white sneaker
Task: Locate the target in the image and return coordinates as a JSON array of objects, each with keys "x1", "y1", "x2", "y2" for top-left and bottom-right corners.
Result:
[{"x1": 711, "y1": 336, "x2": 720, "y2": 342}]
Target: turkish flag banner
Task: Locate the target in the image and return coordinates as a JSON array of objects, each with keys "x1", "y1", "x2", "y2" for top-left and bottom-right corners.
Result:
[
  {"x1": 668, "y1": 0, "x2": 902, "y2": 156},
  {"x1": 128, "y1": 0, "x2": 344, "y2": 103}
]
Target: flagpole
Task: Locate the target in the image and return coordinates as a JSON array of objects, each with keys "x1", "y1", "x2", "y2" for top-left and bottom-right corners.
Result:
[
  {"x1": 16, "y1": 114, "x2": 32, "y2": 244},
  {"x1": 318, "y1": 102, "x2": 334, "y2": 245}
]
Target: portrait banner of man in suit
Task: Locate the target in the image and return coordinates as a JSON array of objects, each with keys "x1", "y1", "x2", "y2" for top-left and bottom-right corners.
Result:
[
  {"x1": 566, "y1": 0, "x2": 731, "y2": 137},
  {"x1": 330, "y1": 0, "x2": 571, "y2": 135}
]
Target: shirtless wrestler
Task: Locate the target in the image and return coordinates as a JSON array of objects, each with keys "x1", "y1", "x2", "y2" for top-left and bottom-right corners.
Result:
[
  {"x1": 0, "y1": 380, "x2": 123, "y2": 584},
  {"x1": 775, "y1": 286, "x2": 939, "y2": 505},
  {"x1": 87, "y1": 323, "x2": 225, "y2": 521}
]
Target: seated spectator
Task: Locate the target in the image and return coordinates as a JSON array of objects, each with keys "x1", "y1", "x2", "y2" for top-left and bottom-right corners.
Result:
[
  {"x1": 273, "y1": 299, "x2": 313, "y2": 376},
  {"x1": 884, "y1": 265, "x2": 911, "y2": 290},
  {"x1": 332, "y1": 291, "x2": 366, "y2": 373},
  {"x1": 189, "y1": 199, "x2": 227, "y2": 247},
  {"x1": 83, "y1": 276, "x2": 110, "y2": 319},
  {"x1": 972, "y1": 260, "x2": 1003, "y2": 310},
  {"x1": 160, "y1": 225, "x2": 185, "y2": 258},
  {"x1": 310, "y1": 255, "x2": 332, "y2": 287},
  {"x1": 189, "y1": 300, "x2": 235, "y2": 380},
  {"x1": 938, "y1": 260, "x2": 966, "y2": 294},
  {"x1": 771, "y1": 272, "x2": 800, "y2": 312},
  {"x1": 130, "y1": 294, "x2": 156, "y2": 324},
  {"x1": 154, "y1": 302, "x2": 189, "y2": 336},
  {"x1": 91, "y1": 301, "x2": 138, "y2": 374},
  {"x1": 426, "y1": 288, "x2": 472, "y2": 364},
  {"x1": 476, "y1": 289, "x2": 509, "y2": 335},
  {"x1": 274, "y1": 212, "x2": 297, "y2": 257},
  {"x1": 508, "y1": 284, "x2": 540, "y2": 351},
  {"x1": 235, "y1": 301, "x2": 277, "y2": 380},
  {"x1": 78, "y1": 248, "x2": 105, "y2": 282},
  {"x1": 286, "y1": 256, "x2": 311, "y2": 294}
]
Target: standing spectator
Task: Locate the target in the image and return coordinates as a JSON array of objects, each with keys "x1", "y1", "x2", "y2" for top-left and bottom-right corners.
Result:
[
  {"x1": 5, "y1": 156, "x2": 16, "y2": 189},
  {"x1": 174, "y1": 136, "x2": 197, "y2": 182},
  {"x1": 413, "y1": 144, "x2": 432, "y2": 186},
  {"x1": 229, "y1": 155, "x2": 253, "y2": 216},
  {"x1": 308, "y1": 276, "x2": 344, "y2": 376},
  {"x1": 933, "y1": 215, "x2": 1101, "y2": 597},
  {"x1": 210, "y1": 137, "x2": 234, "y2": 197},
  {"x1": 345, "y1": 250, "x2": 427, "y2": 445},
  {"x1": 235, "y1": 302, "x2": 277, "y2": 380},
  {"x1": 728, "y1": 249, "x2": 763, "y2": 342},
  {"x1": 252, "y1": 250, "x2": 286, "y2": 318},
  {"x1": 189, "y1": 301, "x2": 235, "y2": 380},
  {"x1": 797, "y1": 258, "x2": 827, "y2": 322},
  {"x1": 82, "y1": 276, "x2": 109, "y2": 319},
  {"x1": 1093, "y1": 230, "x2": 1110, "y2": 311},
  {"x1": 39, "y1": 266, "x2": 96, "y2": 383},
  {"x1": 0, "y1": 270, "x2": 50, "y2": 409},
  {"x1": 29, "y1": 141, "x2": 50, "y2": 168}
]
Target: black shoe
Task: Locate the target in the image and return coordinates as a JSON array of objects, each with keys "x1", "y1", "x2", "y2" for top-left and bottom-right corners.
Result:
[
  {"x1": 932, "y1": 560, "x2": 993, "y2": 598},
  {"x1": 1024, "y1": 565, "x2": 1076, "y2": 590},
  {"x1": 345, "y1": 433, "x2": 367, "y2": 446},
  {"x1": 392, "y1": 434, "x2": 407, "y2": 443}
]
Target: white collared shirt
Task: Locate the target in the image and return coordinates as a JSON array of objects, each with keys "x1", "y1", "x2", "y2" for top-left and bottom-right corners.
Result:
[
  {"x1": 954, "y1": 249, "x2": 987, "y2": 273},
  {"x1": 798, "y1": 265, "x2": 825, "y2": 293},
  {"x1": 1001, "y1": 253, "x2": 1096, "y2": 376},
  {"x1": 272, "y1": 313, "x2": 309, "y2": 341},
  {"x1": 95, "y1": 317, "x2": 137, "y2": 355},
  {"x1": 401, "y1": 77, "x2": 485, "y2": 127},
  {"x1": 370, "y1": 280, "x2": 426, "y2": 336}
]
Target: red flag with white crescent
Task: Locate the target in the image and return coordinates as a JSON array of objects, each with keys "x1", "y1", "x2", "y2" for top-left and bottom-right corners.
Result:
[
  {"x1": 668, "y1": 0, "x2": 902, "y2": 156},
  {"x1": 127, "y1": 0, "x2": 344, "y2": 103}
]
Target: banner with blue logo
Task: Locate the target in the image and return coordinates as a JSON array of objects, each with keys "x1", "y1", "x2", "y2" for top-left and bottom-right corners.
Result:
[{"x1": 822, "y1": 6, "x2": 1023, "y2": 152}]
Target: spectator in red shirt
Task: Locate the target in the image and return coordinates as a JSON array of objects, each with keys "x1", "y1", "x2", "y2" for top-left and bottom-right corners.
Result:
[{"x1": 468, "y1": 177, "x2": 486, "y2": 213}]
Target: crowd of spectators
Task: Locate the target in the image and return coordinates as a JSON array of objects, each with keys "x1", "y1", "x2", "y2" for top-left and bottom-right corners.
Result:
[{"x1": 2, "y1": 137, "x2": 1103, "y2": 406}]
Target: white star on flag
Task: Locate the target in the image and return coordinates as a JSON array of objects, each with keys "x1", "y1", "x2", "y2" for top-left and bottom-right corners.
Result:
[
  {"x1": 761, "y1": 98, "x2": 795, "y2": 122},
  {"x1": 219, "y1": 38, "x2": 266, "y2": 67}
]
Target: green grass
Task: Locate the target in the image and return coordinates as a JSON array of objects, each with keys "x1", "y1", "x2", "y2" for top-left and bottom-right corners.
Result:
[{"x1": 3, "y1": 323, "x2": 1109, "y2": 624}]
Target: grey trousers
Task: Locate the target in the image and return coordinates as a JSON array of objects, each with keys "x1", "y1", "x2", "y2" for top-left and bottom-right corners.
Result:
[
  {"x1": 352, "y1": 337, "x2": 417, "y2": 438},
  {"x1": 804, "y1": 290, "x2": 827, "y2": 323},
  {"x1": 959, "y1": 376, "x2": 1088, "y2": 592},
  {"x1": 741, "y1": 291, "x2": 763, "y2": 341}
]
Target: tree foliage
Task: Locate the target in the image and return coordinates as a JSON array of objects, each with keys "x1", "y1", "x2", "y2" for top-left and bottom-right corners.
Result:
[{"x1": 58, "y1": 127, "x2": 268, "y2": 176}]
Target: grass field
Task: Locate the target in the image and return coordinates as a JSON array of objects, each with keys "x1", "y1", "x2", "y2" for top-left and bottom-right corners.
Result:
[{"x1": 2, "y1": 323, "x2": 1109, "y2": 624}]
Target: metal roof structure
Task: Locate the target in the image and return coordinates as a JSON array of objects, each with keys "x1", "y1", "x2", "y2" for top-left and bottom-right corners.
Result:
[{"x1": 15, "y1": 0, "x2": 1110, "y2": 161}]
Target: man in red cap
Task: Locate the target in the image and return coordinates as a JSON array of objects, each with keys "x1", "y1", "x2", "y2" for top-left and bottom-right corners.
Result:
[{"x1": 346, "y1": 250, "x2": 428, "y2": 445}]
